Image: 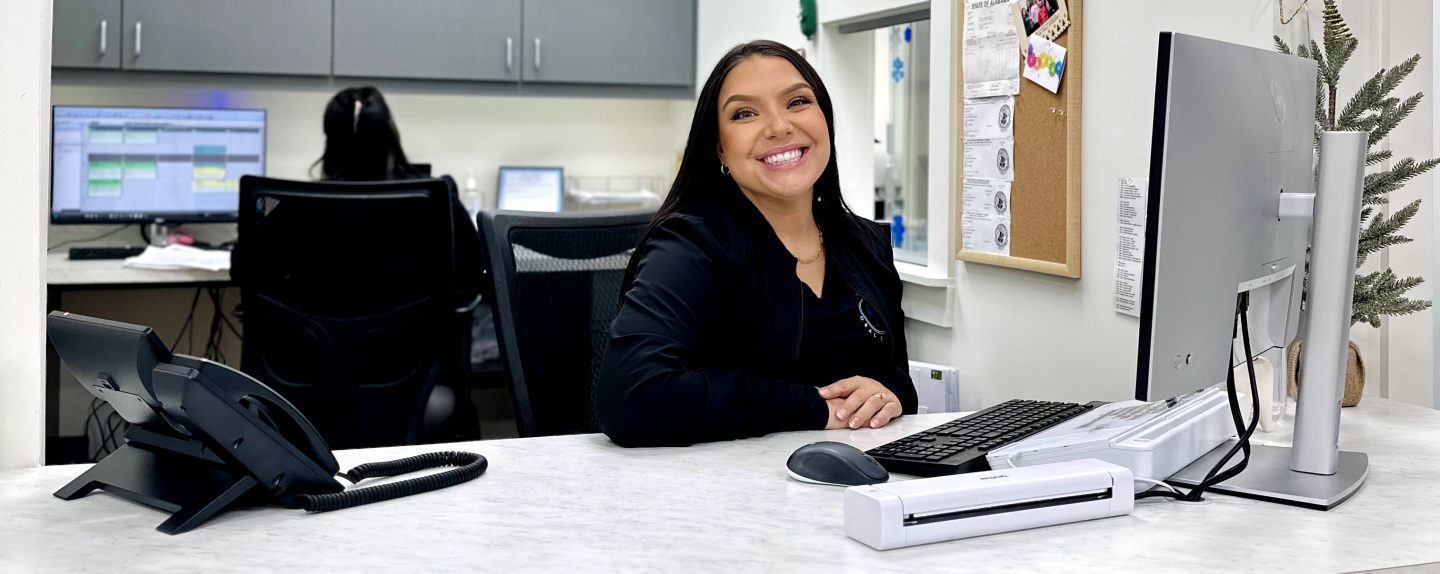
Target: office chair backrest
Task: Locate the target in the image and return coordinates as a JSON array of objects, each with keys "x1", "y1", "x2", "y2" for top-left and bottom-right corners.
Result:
[
  {"x1": 478, "y1": 210, "x2": 651, "y2": 437},
  {"x1": 235, "y1": 175, "x2": 464, "y2": 449}
]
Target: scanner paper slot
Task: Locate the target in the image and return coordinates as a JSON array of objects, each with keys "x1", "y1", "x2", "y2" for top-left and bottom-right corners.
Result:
[{"x1": 902, "y1": 488, "x2": 1113, "y2": 526}]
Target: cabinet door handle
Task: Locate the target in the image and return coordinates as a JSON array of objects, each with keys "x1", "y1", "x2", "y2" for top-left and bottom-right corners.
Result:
[
  {"x1": 506, "y1": 37, "x2": 513, "y2": 71},
  {"x1": 134, "y1": 21, "x2": 142, "y2": 57},
  {"x1": 99, "y1": 20, "x2": 108, "y2": 55},
  {"x1": 533, "y1": 37, "x2": 541, "y2": 70}
]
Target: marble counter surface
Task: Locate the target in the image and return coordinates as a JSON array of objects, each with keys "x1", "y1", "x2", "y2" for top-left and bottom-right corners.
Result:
[{"x1": 2, "y1": 398, "x2": 1437, "y2": 573}]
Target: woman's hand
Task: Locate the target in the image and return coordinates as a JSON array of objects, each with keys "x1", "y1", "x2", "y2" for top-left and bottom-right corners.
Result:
[
  {"x1": 818, "y1": 376, "x2": 903, "y2": 429},
  {"x1": 823, "y1": 398, "x2": 850, "y2": 429}
]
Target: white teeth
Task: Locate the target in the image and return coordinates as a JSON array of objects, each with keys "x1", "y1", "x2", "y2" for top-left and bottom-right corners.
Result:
[{"x1": 763, "y1": 149, "x2": 803, "y2": 165}]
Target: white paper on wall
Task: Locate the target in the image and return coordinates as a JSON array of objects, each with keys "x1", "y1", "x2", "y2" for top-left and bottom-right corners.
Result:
[{"x1": 1114, "y1": 177, "x2": 1148, "y2": 317}]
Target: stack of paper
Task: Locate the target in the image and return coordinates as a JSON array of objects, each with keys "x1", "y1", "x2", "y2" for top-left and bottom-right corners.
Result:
[{"x1": 123, "y1": 245, "x2": 232, "y2": 272}]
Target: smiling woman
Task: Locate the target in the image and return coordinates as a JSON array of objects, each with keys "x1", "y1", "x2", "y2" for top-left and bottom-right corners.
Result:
[{"x1": 596, "y1": 40, "x2": 918, "y2": 448}]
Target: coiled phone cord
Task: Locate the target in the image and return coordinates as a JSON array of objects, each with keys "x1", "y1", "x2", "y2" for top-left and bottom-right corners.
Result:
[{"x1": 295, "y1": 451, "x2": 488, "y2": 512}]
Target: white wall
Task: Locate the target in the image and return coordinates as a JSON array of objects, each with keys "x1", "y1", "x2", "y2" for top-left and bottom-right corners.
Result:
[
  {"x1": 906, "y1": 0, "x2": 1277, "y2": 409},
  {"x1": 0, "y1": 0, "x2": 51, "y2": 469},
  {"x1": 695, "y1": 0, "x2": 810, "y2": 73},
  {"x1": 1373, "y1": 0, "x2": 1434, "y2": 408},
  {"x1": 1293, "y1": 1, "x2": 1434, "y2": 408}
]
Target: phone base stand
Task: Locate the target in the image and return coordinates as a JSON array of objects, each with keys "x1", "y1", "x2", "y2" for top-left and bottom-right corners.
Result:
[{"x1": 54, "y1": 427, "x2": 263, "y2": 534}]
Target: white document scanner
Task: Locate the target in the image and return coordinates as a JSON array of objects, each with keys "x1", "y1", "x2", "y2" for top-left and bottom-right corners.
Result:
[
  {"x1": 845, "y1": 459, "x2": 1134, "y2": 550},
  {"x1": 985, "y1": 387, "x2": 1233, "y2": 490}
]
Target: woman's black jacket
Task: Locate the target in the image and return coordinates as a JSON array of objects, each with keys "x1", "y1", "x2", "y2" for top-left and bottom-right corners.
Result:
[{"x1": 596, "y1": 191, "x2": 918, "y2": 447}]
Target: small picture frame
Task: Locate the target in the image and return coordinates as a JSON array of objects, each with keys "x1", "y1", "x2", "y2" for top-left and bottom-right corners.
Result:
[{"x1": 1016, "y1": 0, "x2": 1070, "y2": 41}]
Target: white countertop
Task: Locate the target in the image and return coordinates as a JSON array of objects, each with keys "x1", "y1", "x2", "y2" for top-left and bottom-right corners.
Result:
[
  {"x1": 1, "y1": 398, "x2": 1437, "y2": 572},
  {"x1": 47, "y1": 251, "x2": 230, "y2": 287}
]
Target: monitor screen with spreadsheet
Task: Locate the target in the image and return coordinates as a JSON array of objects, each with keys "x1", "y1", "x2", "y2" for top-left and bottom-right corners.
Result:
[{"x1": 50, "y1": 106, "x2": 267, "y2": 223}]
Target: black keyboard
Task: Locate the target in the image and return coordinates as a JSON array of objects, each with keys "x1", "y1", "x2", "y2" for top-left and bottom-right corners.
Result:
[
  {"x1": 69, "y1": 246, "x2": 146, "y2": 260},
  {"x1": 866, "y1": 399, "x2": 1094, "y2": 477}
]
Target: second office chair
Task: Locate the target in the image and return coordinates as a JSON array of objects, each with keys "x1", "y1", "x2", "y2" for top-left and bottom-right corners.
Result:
[{"x1": 478, "y1": 210, "x2": 651, "y2": 437}]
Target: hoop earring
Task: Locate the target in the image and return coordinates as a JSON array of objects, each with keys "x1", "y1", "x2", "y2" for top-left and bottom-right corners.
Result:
[{"x1": 720, "y1": 164, "x2": 730, "y2": 176}]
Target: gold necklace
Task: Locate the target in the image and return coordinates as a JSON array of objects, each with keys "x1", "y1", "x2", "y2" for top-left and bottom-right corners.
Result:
[{"x1": 794, "y1": 230, "x2": 824, "y2": 264}]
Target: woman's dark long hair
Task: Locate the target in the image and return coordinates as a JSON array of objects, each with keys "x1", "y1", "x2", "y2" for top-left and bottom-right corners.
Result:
[
  {"x1": 311, "y1": 86, "x2": 417, "y2": 181},
  {"x1": 620, "y1": 40, "x2": 856, "y2": 295}
]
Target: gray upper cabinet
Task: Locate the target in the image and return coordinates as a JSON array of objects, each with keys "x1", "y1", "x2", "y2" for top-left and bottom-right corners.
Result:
[
  {"x1": 335, "y1": 0, "x2": 522, "y2": 81},
  {"x1": 53, "y1": 0, "x2": 122, "y2": 69},
  {"x1": 522, "y1": 0, "x2": 694, "y2": 86},
  {"x1": 121, "y1": 0, "x2": 331, "y2": 75}
]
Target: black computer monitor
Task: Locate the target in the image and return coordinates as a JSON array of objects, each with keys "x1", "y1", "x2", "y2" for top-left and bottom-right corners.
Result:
[
  {"x1": 50, "y1": 106, "x2": 267, "y2": 224},
  {"x1": 497, "y1": 166, "x2": 564, "y2": 212}
]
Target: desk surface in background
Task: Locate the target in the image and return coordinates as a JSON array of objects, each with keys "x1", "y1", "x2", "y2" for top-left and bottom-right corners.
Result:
[
  {"x1": 1, "y1": 399, "x2": 1437, "y2": 572},
  {"x1": 47, "y1": 251, "x2": 231, "y2": 287}
]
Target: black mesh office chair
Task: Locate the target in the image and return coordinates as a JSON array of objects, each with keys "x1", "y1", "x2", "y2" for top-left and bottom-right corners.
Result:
[
  {"x1": 478, "y1": 210, "x2": 651, "y2": 437},
  {"x1": 235, "y1": 175, "x2": 479, "y2": 449}
]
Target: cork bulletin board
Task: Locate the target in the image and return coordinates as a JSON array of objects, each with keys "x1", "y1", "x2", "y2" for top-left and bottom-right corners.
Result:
[{"x1": 955, "y1": 0, "x2": 1082, "y2": 278}]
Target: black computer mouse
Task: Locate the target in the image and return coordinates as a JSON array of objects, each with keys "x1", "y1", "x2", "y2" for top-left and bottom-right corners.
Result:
[{"x1": 786, "y1": 441, "x2": 889, "y2": 486}]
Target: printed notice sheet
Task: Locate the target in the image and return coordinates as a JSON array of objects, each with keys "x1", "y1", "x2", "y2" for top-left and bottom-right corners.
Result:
[
  {"x1": 964, "y1": 0, "x2": 1021, "y2": 97},
  {"x1": 962, "y1": 138, "x2": 1015, "y2": 181},
  {"x1": 1114, "y1": 178, "x2": 1147, "y2": 317},
  {"x1": 961, "y1": 178, "x2": 1012, "y2": 255},
  {"x1": 963, "y1": 97, "x2": 1015, "y2": 140}
]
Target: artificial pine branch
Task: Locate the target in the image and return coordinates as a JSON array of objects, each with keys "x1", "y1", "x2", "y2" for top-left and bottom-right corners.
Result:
[
  {"x1": 1281, "y1": 0, "x2": 1436, "y2": 329},
  {"x1": 1337, "y1": 70, "x2": 1390, "y2": 129},
  {"x1": 1366, "y1": 93, "x2": 1423, "y2": 147},
  {"x1": 1365, "y1": 157, "x2": 1440, "y2": 202},
  {"x1": 1379, "y1": 54, "x2": 1421, "y2": 96}
]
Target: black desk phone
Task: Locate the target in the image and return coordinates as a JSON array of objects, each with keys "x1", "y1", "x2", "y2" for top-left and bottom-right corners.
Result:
[{"x1": 47, "y1": 311, "x2": 488, "y2": 534}]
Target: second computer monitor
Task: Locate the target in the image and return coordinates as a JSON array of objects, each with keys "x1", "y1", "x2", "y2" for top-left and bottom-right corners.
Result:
[
  {"x1": 50, "y1": 106, "x2": 266, "y2": 223},
  {"x1": 1136, "y1": 33, "x2": 1315, "y2": 402},
  {"x1": 497, "y1": 166, "x2": 564, "y2": 213}
]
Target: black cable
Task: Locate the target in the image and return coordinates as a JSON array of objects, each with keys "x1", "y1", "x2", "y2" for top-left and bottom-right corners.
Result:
[
  {"x1": 171, "y1": 288, "x2": 204, "y2": 352},
  {"x1": 204, "y1": 287, "x2": 225, "y2": 361},
  {"x1": 47, "y1": 225, "x2": 136, "y2": 252},
  {"x1": 293, "y1": 451, "x2": 488, "y2": 513},
  {"x1": 103, "y1": 411, "x2": 126, "y2": 454},
  {"x1": 1183, "y1": 298, "x2": 1250, "y2": 498},
  {"x1": 1136, "y1": 490, "x2": 1187, "y2": 500},
  {"x1": 218, "y1": 301, "x2": 245, "y2": 342},
  {"x1": 85, "y1": 398, "x2": 107, "y2": 461},
  {"x1": 89, "y1": 408, "x2": 127, "y2": 461},
  {"x1": 1198, "y1": 295, "x2": 1262, "y2": 490},
  {"x1": 1182, "y1": 293, "x2": 1262, "y2": 502}
]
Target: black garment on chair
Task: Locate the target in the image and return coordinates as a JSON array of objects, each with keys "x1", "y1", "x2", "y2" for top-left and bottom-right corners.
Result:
[
  {"x1": 235, "y1": 175, "x2": 478, "y2": 449},
  {"x1": 478, "y1": 210, "x2": 651, "y2": 437}
]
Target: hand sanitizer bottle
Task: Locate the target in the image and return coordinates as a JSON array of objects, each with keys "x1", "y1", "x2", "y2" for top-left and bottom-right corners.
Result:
[{"x1": 462, "y1": 169, "x2": 482, "y2": 219}]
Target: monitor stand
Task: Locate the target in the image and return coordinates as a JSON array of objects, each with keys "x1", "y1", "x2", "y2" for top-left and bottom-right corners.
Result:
[
  {"x1": 146, "y1": 221, "x2": 173, "y2": 247},
  {"x1": 1167, "y1": 441, "x2": 1369, "y2": 510},
  {"x1": 53, "y1": 426, "x2": 262, "y2": 534}
]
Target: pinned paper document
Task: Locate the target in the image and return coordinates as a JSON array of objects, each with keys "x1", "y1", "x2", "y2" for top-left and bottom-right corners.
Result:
[
  {"x1": 1114, "y1": 178, "x2": 1147, "y2": 317},
  {"x1": 961, "y1": 178, "x2": 1012, "y2": 256},
  {"x1": 964, "y1": 0, "x2": 1022, "y2": 97}
]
